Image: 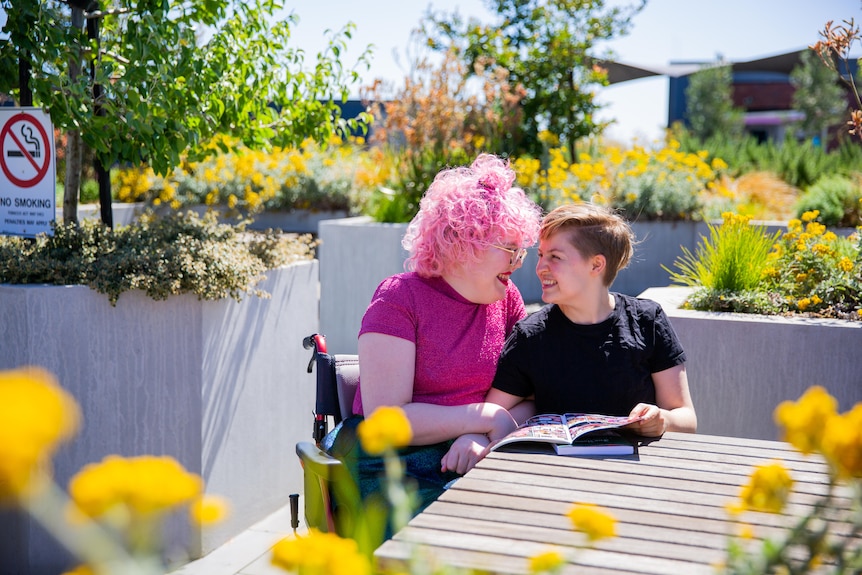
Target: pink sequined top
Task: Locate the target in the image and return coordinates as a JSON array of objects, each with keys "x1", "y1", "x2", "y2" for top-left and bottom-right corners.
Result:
[{"x1": 353, "y1": 273, "x2": 526, "y2": 415}]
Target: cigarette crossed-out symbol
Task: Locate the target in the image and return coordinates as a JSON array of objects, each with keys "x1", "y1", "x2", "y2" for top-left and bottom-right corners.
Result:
[
  {"x1": 7, "y1": 125, "x2": 41, "y2": 161},
  {"x1": 0, "y1": 112, "x2": 51, "y2": 188}
]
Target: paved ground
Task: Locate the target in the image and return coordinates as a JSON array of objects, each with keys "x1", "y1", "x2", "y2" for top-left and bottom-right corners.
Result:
[{"x1": 170, "y1": 502, "x2": 306, "y2": 575}]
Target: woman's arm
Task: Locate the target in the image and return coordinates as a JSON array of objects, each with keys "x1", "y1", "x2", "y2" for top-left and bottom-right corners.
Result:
[
  {"x1": 628, "y1": 364, "x2": 697, "y2": 436},
  {"x1": 358, "y1": 333, "x2": 518, "y2": 445},
  {"x1": 485, "y1": 388, "x2": 535, "y2": 424}
]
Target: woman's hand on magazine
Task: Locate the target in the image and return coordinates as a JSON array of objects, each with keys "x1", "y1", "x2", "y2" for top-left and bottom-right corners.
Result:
[
  {"x1": 441, "y1": 433, "x2": 490, "y2": 475},
  {"x1": 626, "y1": 403, "x2": 666, "y2": 437}
]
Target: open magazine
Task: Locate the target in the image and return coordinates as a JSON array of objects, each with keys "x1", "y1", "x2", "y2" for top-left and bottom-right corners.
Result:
[{"x1": 490, "y1": 412, "x2": 644, "y2": 456}]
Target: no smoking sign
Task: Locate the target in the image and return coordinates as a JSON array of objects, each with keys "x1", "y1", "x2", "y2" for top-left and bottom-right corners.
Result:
[{"x1": 0, "y1": 108, "x2": 57, "y2": 238}]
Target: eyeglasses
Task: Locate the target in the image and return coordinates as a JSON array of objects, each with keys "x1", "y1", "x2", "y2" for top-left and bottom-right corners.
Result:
[{"x1": 492, "y1": 245, "x2": 528, "y2": 267}]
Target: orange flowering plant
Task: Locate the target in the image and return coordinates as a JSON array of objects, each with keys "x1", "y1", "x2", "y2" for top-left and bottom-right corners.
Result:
[
  {"x1": 0, "y1": 366, "x2": 227, "y2": 575},
  {"x1": 811, "y1": 18, "x2": 862, "y2": 140},
  {"x1": 721, "y1": 386, "x2": 862, "y2": 574}
]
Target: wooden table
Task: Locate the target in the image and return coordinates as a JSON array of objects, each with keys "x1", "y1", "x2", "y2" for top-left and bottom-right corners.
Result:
[{"x1": 375, "y1": 432, "x2": 853, "y2": 575}]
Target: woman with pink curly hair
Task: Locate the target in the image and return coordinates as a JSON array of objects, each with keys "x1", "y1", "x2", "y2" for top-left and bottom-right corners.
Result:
[{"x1": 325, "y1": 153, "x2": 542, "y2": 531}]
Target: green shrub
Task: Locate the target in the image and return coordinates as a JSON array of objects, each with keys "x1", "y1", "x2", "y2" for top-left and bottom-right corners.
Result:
[
  {"x1": 667, "y1": 213, "x2": 779, "y2": 292},
  {"x1": 668, "y1": 211, "x2": 862, "y2": 321},
  {"x1": 0, "y1": 211, "x2": 317, "y2": 305},
  {"x1": 80, "y1": 179, "x2": 100, "y2": 204},
  {"x1": 762, "y1": 212, "x2": 862, "y2": 319},
  {"x1": 795, "y1": 174, "x2": 862, "y2": 227}
]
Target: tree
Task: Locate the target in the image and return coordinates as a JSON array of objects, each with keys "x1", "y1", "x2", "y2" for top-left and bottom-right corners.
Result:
[
  {"x1": 684, "y1": 61, "x2": 745, "y2": 141},
  {"x1": 0, "y1": 0, "x2": 371, "y2": 224},
  {"x1": 790, "y1": 49, "x2": 847, "y2": 144},
  {"x1": 422, "y1": 0, "x2": 644, "y2": 160}
]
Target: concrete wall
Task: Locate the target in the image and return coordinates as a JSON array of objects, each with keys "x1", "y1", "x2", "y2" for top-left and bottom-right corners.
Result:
[
  {"x1": 641, "y1": 286, "x2": 862, "y2": 441},
  {"x1": 0, "y1": 261, "x2": 318, "y2": 574}
]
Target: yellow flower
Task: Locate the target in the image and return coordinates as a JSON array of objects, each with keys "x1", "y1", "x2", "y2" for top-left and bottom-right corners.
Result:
[
  {"x1": 566, "y1": 502, "x2": 616, "y2": 542},
  {"x1": 797, "y1": 298, "x2": 811, "y2": 311},
  {"x1": 774, "y1": 386, "x2": 838, "y2": 454},
  {"x1": 61, "y1": 565, "x2": 95, "y2": 575},
  {"x1": 737, "y1": 461, "x2": 794, "y2": 514},
  {"x1": 839, "y1": 257, "x2": 854, "y2": 272},
  {"x1": 0, "y1": 367, "x2": 80, "y2": 501},
  {"x1": 819, "y1": 403, "x2": 862, "y2": 479},
  {"x1": 357, "y1": 406, "x2": 412, "y2": 455},
  {"x1": 271, "y1": 530, "x2": 371, "y2": 575},
  {"x1": 801, "y1": 210, "x2": 820, "y2": 222},
  {"x1": 69, "y1": 455, "x2": 203, "y2": 517},
  {"x1": 190, "y1": 494, "x2": 230, "y2": 526},
  {"x1": 528, "y1": 550, "x2": 566, "y2": 574}
]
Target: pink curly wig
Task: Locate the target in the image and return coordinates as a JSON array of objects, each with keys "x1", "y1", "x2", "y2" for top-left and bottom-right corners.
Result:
[{"x1": 403, "y1": 154, "x2": 542, "y2": 277}]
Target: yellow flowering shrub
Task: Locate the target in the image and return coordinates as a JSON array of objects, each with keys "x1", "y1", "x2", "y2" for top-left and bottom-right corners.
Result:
[
  {"x1": 515, "y1": 138, "x2": 729, "y2": 221},
  {"x1": 565, "y1": 502, "x2": 617, "y2": 543},
  {"x1": 0, "y1": 367, "x2": 226, "y2": 575},
  {"x1": 732, "y1": 461, "x2": 794, "y2": 514},
  {"x1": 671, "y1": 209, "x2": 862, "y2": 321},
  {"x1": 357, "y1": 406, "x2": 413, "y2": 456},
  {"x1": 761, "y1": 211, "x2": 862, "y2": 320},
  {"x1": 722, "y1": 386, "x2": 862, "y2": 573},
  {"x1": 113, "y1": 137, "x2": 386, "y2": 216},
  {"x1": 0, "y1": 367, "x2": 80, "y2": 501},
  {"x1": 527, "y1": 550, "x2": 566, "y2": 574},
  {"x1": 69, "y1": 455, "x2": 203, "y2": 517},
  {"x1": 271, "y1": 529, "x2": 371, "y2": 575}
]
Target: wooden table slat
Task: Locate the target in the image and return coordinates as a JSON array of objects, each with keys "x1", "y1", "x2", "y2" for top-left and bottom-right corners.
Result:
[{"x1": 373, "y1": 432, "x2": 858, "y2": 574}]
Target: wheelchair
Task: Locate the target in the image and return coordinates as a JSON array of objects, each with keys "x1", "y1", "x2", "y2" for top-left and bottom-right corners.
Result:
[{"x1": 294, "y1": 333, "x2": 362, "y2": 536}]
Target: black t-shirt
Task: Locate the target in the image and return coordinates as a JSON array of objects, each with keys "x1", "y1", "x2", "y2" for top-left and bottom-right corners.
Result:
[{"x1": 492, "y1": 293, "x2": 687, "y2": 416}]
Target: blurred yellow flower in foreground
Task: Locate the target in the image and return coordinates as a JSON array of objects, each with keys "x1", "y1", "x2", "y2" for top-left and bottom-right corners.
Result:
[
  {"x1": 191, "y1": 494, "x2": 230, "y2": 526},
  {"x1": 271, "y1": 529, "x2": 371, "y2": 575},
  {"x1": 357, "y1": 406, "x2": 413, "y2": 456},
  {"x1": 0, "y1": 367, "x2": 80, "y2": 501},
  {"x1": 528, "y1": 549, "x2": 566, "y2": 574},
  {"x1": 820, "y1": 403, "x2": 862, "y2": 479},
  {"x1": 566, "y1": 503, "x2": 616, "y2": 542},
  {"x1": 737, "y1": 461, "x2": 794, "y2": 514},
  {"x1": 774, "y1": 385, "x2": 837, "y2": 454},
  {"x1": 69, "y1": 455, "x2": 203, "y2": 517}
]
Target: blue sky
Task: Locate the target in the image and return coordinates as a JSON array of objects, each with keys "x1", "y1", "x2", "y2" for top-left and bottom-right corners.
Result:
[
  {"x1": 1, "y1": 1, "x2": 857, "y2": 143},
  {"x1": 286, "y1": 0, "x2": 860, "y2": 143}
]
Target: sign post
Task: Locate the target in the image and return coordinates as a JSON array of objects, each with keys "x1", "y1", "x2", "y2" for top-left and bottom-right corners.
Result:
[{"x1": 0, "y1": 107, "x2": 57, "y2": 237}]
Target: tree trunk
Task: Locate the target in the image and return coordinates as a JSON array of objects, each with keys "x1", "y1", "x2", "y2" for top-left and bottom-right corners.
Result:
[
  {"x1": 18, "y1": 52, "x2": 32, "y2": 106},
  {"x1": 63, "y1": 131, "x2": 83, "y2": 223},
  {"x1": 87, "y1": 4, "x2": 112, "y2": 228},
  {"x1": 63, "y1": 7, "x2": 85, "y2": 224}
]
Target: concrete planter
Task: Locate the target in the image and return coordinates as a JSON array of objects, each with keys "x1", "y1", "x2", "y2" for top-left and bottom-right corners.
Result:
[
  {"x1": 246, "y1": 209, "x2": 349, "y2": 234},
  {"x1": 319, "y1": 216, "x2": 409, "y2": 354},
  {"x1": 174, "y1": 205, "x2": 349, "y2": 234},
  {"x1": 55, "y1": 202, "x2": 146, "y2": 227},
  {"x1": 0, "y1": 261, "x2": 319, "y2": 574},
  {"x1": 640, "y1": 286, "x2": 862, "y2": 441}
]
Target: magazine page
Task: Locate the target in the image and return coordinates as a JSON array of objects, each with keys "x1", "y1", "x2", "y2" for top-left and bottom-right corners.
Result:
[
  {"x1": 492, "y1": 413, "x2": 572, "y2": 449},
  {"x1": 562, "y1": 413, "x2": 643, "y2": 441}
]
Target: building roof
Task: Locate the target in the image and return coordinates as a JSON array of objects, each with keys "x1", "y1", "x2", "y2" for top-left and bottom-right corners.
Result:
[{"x1": 594, "y1": 48, "x2": 810, "y2": 85}]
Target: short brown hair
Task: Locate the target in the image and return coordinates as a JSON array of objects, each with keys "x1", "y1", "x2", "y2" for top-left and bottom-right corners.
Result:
[{"x1": 541, "y1": 203, "x2": 635, "y2": 286}]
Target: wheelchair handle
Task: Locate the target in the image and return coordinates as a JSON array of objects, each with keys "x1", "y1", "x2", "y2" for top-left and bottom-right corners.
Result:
[{"x1": 303, "y1": 333, "x2": 327, "y2": 373}]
